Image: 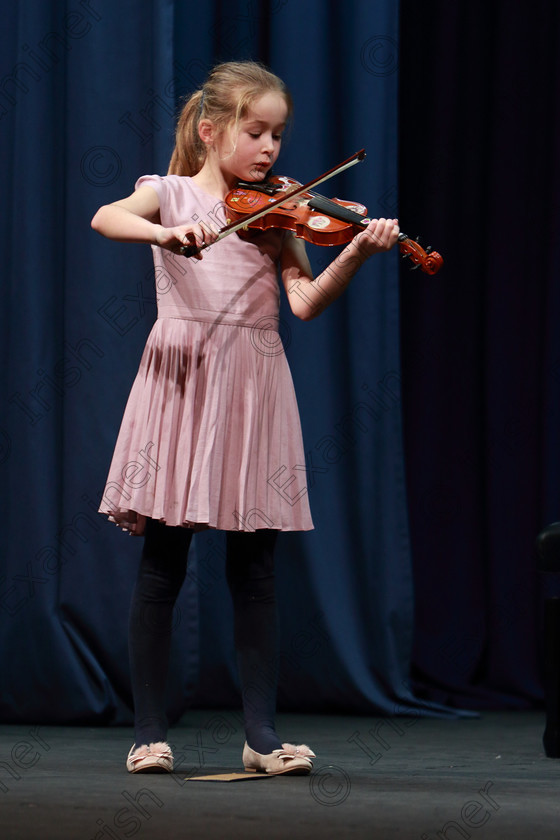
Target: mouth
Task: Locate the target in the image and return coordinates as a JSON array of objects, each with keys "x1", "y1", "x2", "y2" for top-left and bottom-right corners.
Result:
[{"x1": 248, "y1": 165, "x2": 269, "y2": 181}]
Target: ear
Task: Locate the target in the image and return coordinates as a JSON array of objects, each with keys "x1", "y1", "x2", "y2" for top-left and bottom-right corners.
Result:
[{"x1": 198, "y1": 118, "x2": 216, "y2": 147}]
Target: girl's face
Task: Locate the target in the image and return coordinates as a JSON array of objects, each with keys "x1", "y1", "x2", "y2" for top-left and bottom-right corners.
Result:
[{"x1": 218, "y1": 91, "x2": 288, "y2": 184}]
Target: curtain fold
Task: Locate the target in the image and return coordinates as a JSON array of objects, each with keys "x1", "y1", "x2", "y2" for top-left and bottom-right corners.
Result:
[{"x1": 399, "y1": 0, "x2": 558, "y2": 709}]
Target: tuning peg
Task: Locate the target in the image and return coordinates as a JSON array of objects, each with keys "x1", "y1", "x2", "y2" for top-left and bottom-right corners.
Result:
[{"x1": 425, "y1": 246, "x2": 433, "y2": 254}]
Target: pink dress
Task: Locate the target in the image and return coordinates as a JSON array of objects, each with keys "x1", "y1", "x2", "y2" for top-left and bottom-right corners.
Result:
[{"x1": 98, "y1": 175, "x2": 313, "y2": 535}]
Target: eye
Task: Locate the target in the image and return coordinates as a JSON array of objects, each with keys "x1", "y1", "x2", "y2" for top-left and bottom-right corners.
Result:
[
  {"x1": 273, "y1": 134, "x2": 283, "y2": 141},
  {"x1": 249, "y1": 132, "x2": 261, "y2": 139}
]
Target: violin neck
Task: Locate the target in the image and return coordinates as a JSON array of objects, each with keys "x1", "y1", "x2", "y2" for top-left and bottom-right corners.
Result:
[{"x1": 307, "y1": 194, "x2": 368, "y2": 228}]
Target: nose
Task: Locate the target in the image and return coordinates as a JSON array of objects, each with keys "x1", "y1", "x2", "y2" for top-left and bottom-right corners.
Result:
[{"x1": 261, "y1": 132, "x2": 274, "y2": 154}]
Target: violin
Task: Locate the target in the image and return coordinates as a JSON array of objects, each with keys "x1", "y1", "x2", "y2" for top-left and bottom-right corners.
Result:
[
  {"x1": 224, "y1": 176, "x2": 443, "y2": 275},
  {"x1": 180, "y1": 149, "x2": 443, "y2": 275}
]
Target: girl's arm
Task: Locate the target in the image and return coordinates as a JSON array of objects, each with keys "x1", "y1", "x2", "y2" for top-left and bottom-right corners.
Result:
[
  {"x1": 91, "y1": 186, "x2": 216, "y2": 256},
  {"x1": 280, "y1": 218, "x2": 399, "y2": 321}
]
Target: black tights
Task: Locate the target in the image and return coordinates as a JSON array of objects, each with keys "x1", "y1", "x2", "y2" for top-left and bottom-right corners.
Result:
[{"x1": 128, "y1": 519, "x2": 282, "y2": 754}]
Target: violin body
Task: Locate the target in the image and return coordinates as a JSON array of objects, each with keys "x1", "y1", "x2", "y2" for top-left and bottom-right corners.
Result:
[
  {"x1": 225, "y1": 176, "x2": 369, "y2": 247},
  {"x1": 224, "y1": 176, "x2": 443, "y2": 274}
]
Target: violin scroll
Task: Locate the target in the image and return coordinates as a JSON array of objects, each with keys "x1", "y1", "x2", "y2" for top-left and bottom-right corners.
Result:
[{"x1": 398, "y1": 233, "x2": 443, "y2": 275}]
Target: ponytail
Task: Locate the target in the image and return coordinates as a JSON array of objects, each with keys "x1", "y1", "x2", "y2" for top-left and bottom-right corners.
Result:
[{"x1": 168, "y1": 89, "x2": 205, "y2": 176}]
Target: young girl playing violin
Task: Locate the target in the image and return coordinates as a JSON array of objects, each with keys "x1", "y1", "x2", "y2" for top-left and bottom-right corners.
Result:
[{"x1": 91, "y1": 60, "x2": 399, "y2": 776}]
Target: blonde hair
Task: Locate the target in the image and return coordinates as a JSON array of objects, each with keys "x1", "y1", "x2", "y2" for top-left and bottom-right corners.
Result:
[{"x1": 168, "y1": 61, "x2": 292, "y2": 176}]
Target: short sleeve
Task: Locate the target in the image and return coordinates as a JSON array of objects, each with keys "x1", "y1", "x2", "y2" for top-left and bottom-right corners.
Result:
[
  {"x1": 132, "y1": 174, "x2": 207, "y2": 228},
  {"x1": 135, "y1": 174, "x2": 165, "y2": 200}
]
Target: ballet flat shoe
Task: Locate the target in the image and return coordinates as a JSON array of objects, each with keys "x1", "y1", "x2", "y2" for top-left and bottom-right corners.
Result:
[
  {"x1": 243, "y1": 742, "x2": 314, "y2": 775},
  {"x1": 126, "y1": 741, "x2": 173, "y2": 773}
]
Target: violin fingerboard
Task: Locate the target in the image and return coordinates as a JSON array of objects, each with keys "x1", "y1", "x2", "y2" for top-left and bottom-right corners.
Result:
[{"x1": 307, "y1": 195, "x2": 367, "y2": 225}]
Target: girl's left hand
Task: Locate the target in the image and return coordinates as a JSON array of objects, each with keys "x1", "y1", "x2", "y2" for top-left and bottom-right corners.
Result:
[{"x1": 352, "y1": 218, "x2": 400, "y2": 258}]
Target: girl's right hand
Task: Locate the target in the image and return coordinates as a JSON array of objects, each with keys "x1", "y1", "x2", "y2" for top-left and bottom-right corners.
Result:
[{"x1": 154, "y1": 222, "x2": 218, "y2": 259}]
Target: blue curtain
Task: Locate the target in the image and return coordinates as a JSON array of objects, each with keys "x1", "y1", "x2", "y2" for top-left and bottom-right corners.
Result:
[{"x1": 1, "y1": 0, "x2": 461, "y2": 724}]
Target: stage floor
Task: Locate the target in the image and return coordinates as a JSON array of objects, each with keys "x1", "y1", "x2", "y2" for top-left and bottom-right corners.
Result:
[{"x1": 1, "y1": 710, "x2": 559, "y2": 839}]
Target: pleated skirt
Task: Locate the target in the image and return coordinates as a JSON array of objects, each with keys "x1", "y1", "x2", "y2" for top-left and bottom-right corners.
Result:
[{"x1": 98, "y1": 317, "x2": 313, "y2": 534}]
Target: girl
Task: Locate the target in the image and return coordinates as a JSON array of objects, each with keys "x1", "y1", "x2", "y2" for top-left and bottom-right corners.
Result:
[{"x1": 91, "y1": 60, "x2": 399, "y2": 776}]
